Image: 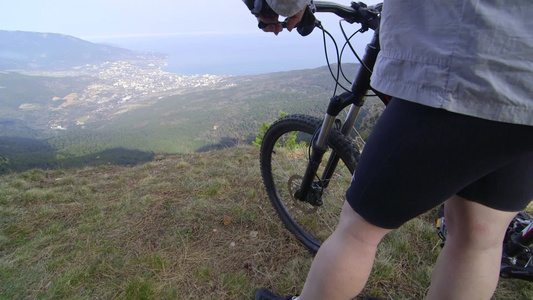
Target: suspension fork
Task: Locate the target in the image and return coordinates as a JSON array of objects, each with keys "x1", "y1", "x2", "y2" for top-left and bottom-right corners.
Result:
[
  {"x1": 319, "y1": 103, "x2": 362, "y2": 189},
  {"x1": 295, "y1": 29, "x2": 380, "y2": 204},
  {"x1": 294, "y1": 93, "x2": 362, "y2": 204},
  {"x1": 321, "y1": 29, "x2": 381, "y2": 189},
  {"x1": 297, "y1": 29, "x2": 380, "y2": 205}
]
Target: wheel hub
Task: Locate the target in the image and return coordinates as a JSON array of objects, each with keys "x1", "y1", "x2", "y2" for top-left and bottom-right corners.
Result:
[{"x1": 288, "y1": 175, "x2": 318, "y2": 214}]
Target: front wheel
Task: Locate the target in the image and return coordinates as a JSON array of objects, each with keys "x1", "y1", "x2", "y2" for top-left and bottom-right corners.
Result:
[{"x1": 260, "y1": 114, "x2": 359, "y2": 252}]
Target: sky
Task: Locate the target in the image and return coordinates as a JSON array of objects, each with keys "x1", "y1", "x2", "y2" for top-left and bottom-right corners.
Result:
[
  {"x1": 0, "y1": 0, "x2": 382, "y2": 75},
  {"x1": 1, "y1": 0, "x2": 259, "y2": 39}
]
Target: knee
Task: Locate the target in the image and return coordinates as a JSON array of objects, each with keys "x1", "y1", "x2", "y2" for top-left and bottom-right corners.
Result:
[
  {"x1": 446, "y1": 221, "x2": 504, "y2": 251},
  {"x1": 445, "y1": 209, "x2": 505, "y2": 249},
  {"x1": 336, "y1": 202, "x2": 392, "y2": 248},
  {"x1": 445, "y1": 213, "x2": 509, "y2": 251},
  {"x1": 443, "y1": 196, "x2": 516, "y2": 250}
]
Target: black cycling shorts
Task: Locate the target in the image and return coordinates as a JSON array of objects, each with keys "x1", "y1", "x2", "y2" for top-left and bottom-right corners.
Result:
[{"x1": 346, "y1": 98, "x2": 533, "y2": 229}]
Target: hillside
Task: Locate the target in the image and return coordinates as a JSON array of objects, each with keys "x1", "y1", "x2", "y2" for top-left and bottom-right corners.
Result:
[
  {"x1": 47, "y1": 65, "x2": 359, "y2": 154},
  {"x1": 1, "y1": 146, "x2": 532, "y2": 299},
  {"x1": 0, "y1": 63, "x2": 386, "y2": 174},
  {"x1": 0, "y1": 71, "x2": 97, "y2": 138}
]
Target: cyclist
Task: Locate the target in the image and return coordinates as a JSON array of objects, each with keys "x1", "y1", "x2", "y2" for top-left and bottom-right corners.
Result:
[{"x1": 245, "y1": 0, "x2": 533, "y2": 299}]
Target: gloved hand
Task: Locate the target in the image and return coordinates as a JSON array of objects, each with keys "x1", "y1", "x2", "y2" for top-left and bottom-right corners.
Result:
[
  {"x1": 243, "y1": 0, "x2": 310, "y2": 35},
  {"x1": 258, "y1": 7, "x2": 306, "y2": 35}
]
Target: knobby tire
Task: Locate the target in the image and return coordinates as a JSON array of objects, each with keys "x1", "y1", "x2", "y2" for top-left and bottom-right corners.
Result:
[{"x1": 260, "y1": 114, "x2": 359, "y2": 253}]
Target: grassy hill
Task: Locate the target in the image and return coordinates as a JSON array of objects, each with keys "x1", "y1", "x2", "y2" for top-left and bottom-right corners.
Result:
[{"x1": 1, "y1": 146, "x2": 532, "y2": 299}]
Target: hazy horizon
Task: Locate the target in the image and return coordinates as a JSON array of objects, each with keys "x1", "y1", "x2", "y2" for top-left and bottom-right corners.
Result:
[
  {"x1": 90, "y1": 32, "x2": 348, "y2": 76},
  {"x1": 2, "y1": 0, "x2": 381, "y2": 76}
]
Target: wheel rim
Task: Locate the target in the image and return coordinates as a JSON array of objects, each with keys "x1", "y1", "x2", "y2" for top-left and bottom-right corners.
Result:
[{"x1": 268, "y1": 128, "x2": 353, "y2": 245}]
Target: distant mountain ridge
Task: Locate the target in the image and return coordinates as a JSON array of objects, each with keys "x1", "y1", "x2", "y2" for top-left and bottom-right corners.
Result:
[{"x1": 0, "y1": 30, "x2": 165, "y2": 71}]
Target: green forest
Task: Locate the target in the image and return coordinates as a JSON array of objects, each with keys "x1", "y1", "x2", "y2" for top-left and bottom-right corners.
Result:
[{"x1": 0, "y1": 72, "x2": 95, "y2": 139}]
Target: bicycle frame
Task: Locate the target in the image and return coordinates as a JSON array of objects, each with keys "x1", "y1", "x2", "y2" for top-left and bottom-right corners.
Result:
[
  {"x1": 295, "y1": 2, "x2": 387, "y2": 205},
  {"x1": 501, "y1": 213, "x2": 533, "y2": 280}
]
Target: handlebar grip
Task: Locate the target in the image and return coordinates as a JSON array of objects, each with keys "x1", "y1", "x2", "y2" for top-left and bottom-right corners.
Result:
[
  {"x1": 258, "y1": 20, "x2": 287, "y2": 30},
  {"x1": 297, "y1": 5, "x2": 317, "y2": 36}
]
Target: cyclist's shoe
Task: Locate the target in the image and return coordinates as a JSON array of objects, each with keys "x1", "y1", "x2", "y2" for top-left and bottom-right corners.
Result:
[{"x1": 254, "y1": 288, "x2": 297, "y2": 300}]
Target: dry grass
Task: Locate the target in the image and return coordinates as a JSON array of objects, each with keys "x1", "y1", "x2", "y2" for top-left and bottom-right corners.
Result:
[{"x1": 1, "y1": 145, "x2": 532, "y2": 299}]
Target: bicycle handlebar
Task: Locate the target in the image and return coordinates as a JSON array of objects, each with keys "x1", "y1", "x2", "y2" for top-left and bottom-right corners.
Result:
[
  {"x1": 258, "y1": 1, "x2": 381, "y2": 35},
  {"x1": 314, "y1": 1, "x2": 381, "y2": 31}
]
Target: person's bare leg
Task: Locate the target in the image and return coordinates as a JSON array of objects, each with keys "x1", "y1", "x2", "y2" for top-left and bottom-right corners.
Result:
[
  {"x1": 298, "y1": 201, "x2": 391, "y2": 300},
  {"x1": 426, "y1": 195, "x2": 517, "y2": 300}
]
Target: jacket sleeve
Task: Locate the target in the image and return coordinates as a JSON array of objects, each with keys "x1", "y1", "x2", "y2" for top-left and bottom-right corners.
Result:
[{"x1": 266, "y1": 0, "x2": 310, "y2": 16}]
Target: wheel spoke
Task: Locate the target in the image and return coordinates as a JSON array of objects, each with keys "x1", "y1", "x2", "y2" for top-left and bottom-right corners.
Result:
[{"x1": 261, "y1": 115, "x2": 357, "y2": 251}]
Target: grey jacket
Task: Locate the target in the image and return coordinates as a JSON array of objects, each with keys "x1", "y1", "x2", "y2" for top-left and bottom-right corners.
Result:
[{"x1": 372, "y1": 0, "x2": 533, "y2": 126}]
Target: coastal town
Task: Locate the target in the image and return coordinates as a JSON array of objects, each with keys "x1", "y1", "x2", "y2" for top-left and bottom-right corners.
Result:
[
  {"x1": 95, "y1": 59, "x2": 232, "y2": 97},
  {"x1": 45, "y1": 58, "x2": 235, "y2": 130}
]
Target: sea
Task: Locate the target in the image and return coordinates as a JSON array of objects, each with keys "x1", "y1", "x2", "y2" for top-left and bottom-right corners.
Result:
[{"x1": 91, "y1": 30, "x2": 372, "y2": 76}]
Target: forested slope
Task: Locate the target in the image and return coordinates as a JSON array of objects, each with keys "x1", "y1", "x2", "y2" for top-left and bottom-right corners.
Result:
[{"x1": 1, "y1": 64, "x2": 387, "y2": 174}]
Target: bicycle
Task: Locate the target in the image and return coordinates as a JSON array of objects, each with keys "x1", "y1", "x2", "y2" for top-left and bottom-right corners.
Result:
[{"x1": 258, "y1": 0, "x2": 533, "y2": 282}]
